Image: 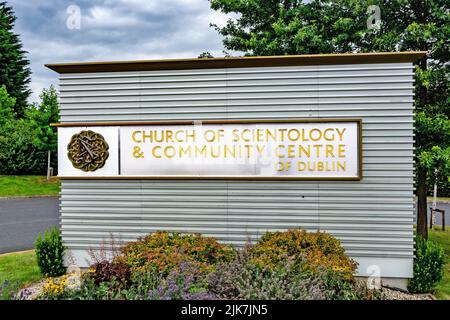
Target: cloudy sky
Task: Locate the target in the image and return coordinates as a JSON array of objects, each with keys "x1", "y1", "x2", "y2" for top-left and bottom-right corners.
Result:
[{"x1": 8, "y1": 0, "x2": 237, "y2": 102}]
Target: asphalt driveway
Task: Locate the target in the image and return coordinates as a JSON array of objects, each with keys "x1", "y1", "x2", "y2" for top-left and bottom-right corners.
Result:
[
  {"x1": 423, "y1": 202, "x2": 449, "y2": 227},
  {"x1": 0, "y1": 197, "x2": 59, "y2": 254}
]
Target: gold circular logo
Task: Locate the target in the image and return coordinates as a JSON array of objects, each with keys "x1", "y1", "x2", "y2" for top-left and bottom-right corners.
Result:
[{"x1": 67, "y1": 130, "x2": 109, "y2": 172}]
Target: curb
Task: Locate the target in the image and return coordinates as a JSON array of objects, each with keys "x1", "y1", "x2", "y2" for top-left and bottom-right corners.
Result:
[
  {"x1": 0, "y1": 249, "x2": 35, "y2": 257},
  {"x1": 0, "y1": 195, "x2": 58, "y2": 200}
]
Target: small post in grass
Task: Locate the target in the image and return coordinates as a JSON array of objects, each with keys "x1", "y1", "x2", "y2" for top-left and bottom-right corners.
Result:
[{"x1": 46, "y1": 151, "x2": 53, "y2": 181}]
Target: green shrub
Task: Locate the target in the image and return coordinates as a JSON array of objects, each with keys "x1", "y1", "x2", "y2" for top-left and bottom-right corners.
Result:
[
  {"x1": 208, "y1": 249, "x2": 328, "y2": 300},
  {"x1": 35, "y1": 227, "x2": 66, "y2": 277},
  {"x1": 408, "y1": 236, "x2": 445, "y2": 293},
  {"x1": 116, "y1": 231, "x2": 235, "y2": 275},
  {"x1": 148, "y1": 262, "x2": 215, "y2": 300},
  {"x1": 58, "y1": 266, "x2": 163, "y2": 300},
  {"x1": 208, "y1": 245, "x2": 377, "y2": 300},
  {"x1": 0, "y1": 119, "x2": 47, "y2": 174},
  {"x1": 0, "y1": 85, "x2": 58, "y2": 175},
  {"x1": 249, "y1": 229, "x2": 358, "y2": 281}
]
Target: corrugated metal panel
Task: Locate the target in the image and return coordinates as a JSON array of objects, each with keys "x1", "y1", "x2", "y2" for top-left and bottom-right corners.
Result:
[{"x1": 58, "y1": 62, "x2": 415, "y2": 278}]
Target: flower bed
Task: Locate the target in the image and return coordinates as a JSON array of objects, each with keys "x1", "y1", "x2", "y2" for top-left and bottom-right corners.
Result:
[{"x1": 24, "y1": 230, "x2": 382, "y2": 300}]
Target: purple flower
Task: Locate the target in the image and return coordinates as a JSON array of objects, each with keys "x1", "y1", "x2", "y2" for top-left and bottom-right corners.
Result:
[{"x1": 148, "y1": 262, "x2": 216, "y2": 300}]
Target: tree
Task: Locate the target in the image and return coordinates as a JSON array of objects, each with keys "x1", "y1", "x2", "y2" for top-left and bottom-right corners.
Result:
[
  {"x1": 27, "y1": 85, "x2": 60, "y2": 173},
  {"x1": 198, "y1": 51, "x2": 214, "y2": 58},
  {"x1": 0, "y1": 84, "x2": 15, "y2": 126},
  {"x1": 27, "y1": 85, "x2": 59, "y2": 152},
  {"x1": 0, "y1": 1, "x2": 31, "y2": 117},
  {"x1": 0, "y1": 86, "x2": 59, "y2": 175},
  {"x1": 210, "y1": 0, "x2": 450, "y2": 238}
]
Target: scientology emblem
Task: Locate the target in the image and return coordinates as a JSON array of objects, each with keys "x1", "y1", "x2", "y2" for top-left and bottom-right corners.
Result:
[{"x1": 67, "y1": 130, "x2": 109, "y2": 172}]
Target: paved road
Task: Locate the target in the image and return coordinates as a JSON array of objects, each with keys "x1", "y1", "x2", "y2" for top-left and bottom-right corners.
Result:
[
  {"x1": 0, "y1": 197, "x2": 59, "y2": 254},
  {"x1": 421, "y1": 202, "x2": 450, "y2": 227}
]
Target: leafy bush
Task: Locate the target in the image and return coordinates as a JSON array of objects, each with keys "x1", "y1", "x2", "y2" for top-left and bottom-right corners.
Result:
[
  {"x1": 208, "y1": 248, "x2": 327, "y2": 300},
  {"x1": 249, "y1": 229, "x2": 358, "y2": 280},
  {"x1": 116, "y1": 231, "x2": 235, "y2": 275},
  {"x1": 0, "y1": 85, "x2": 58, "y2": 175},
  {"x1": 0, "y1": 118, "x2": 47, "y2": 174},
  {"x1": 35, "y1": 227, "x2": 66, "y2": 277},
  {"x1": 148, "y1": 262, "x2": 216, "y2": 300},
  {"x1": 408, "y1": 236, "x2": 445, "y2": 293},
  {"x1": 208, "y1": 246, "x2": 375, "y2": 300},
  {"x1": 90, "y1": 260, "x2": 130, "y2": 287},
  {"x1": 60, "y1": 266, "x2": 162, "y2": 300}
]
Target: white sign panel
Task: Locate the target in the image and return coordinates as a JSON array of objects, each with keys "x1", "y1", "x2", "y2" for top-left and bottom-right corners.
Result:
[{"x1": 57, "y1": 120, "x2": 361, "y2": 180}]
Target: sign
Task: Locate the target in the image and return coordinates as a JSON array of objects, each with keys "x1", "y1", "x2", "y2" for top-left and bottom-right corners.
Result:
[{"x1": 58, "y1": 119, "x2": 362, "y2": 180}]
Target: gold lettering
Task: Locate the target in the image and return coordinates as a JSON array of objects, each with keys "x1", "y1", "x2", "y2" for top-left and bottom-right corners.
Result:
[
  {"x1": 142, "y1": 130, "x2": 153, "y2": 143},
  {"x1": 152, "y1": 146, "x2": 161, "y2": 158},
  {"x1": 164, "y1": 146, "x2": 176, "y2": 158},
  {"x1": 195, "y1": 145, "x2": 207, "y2": 157},
  {"x1": 275, "y1": 145, "x2": 284, "y2": 158},
  {"x1": 337, "y1": 161, "x2": 346, "y2": 171},
  {"x1": 266, "y1": 129, "x2": 277, "y2": 142},
  {"x1": 166, "y1": 130, "x2": 174, "y2": 143},
  {"x1": 336, "y1": 128, "x2": 346, "y2": 141},
  {"x1": 132, "y1": 130, "x2": 142, "y2": 143},
  {"x1": 256, "y1": 145, "x2": 265, "y2": 156},
  {"x1": 338, "y1": 144, "x2": 346, "y2": 157},
  {"x1": 310, "y1": 128, "x2": 322, "y2": 141},
  {"x1": 224, "y1": 145, "x2": 235, "y2": 158},
  {"x1": 287, "y1": 145, "x2": 295, "y2": 158},
  {"x1": 325, "y1": 145, "x2": 335, "y2": 157},
  {"x1": 174, "y1": 130, "x2": 184, "y2": 142},
  {"x1": 297, "y1": 161, "x2": 306, "y2": 171},
  {"x1": 186, "y1": 130, "x2": 196, "y2": 143},
  {"x1": 313, "y1": 144, "x2": 323, "y2": 157},
  {"x1": 298, "y1": 145, "x2": 310, "y2": 158},
  {"x1": 242, "y1": 129, "x2": 251, "y2": 142},
  {"x1": 323, "y1": 128, "x2": 335, "y2": 141},
  {"x1": 179, "y1": 146, "x2": 191, "y2": 157},
  {"x1": 232, "y1": 129, "x2": 239, "y2": 142},
  {"x1": 210, "y1": 146, "x2": 220, "y2": 158},
  {"x1": 287, "y1": 129, "x2": 300, "y2": 141}
]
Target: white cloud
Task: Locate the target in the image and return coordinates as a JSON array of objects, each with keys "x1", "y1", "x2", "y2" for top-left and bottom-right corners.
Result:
[
  {"x1": 7, "y1": 0, "x2": 242, "y2": 103},
  {"x1": 85, "y1": 6, "x2": 142, "y2": 28}
]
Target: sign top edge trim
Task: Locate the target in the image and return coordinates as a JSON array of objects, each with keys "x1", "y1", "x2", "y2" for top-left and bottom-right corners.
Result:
[
  {"x1": 50, "y1": 118, "x2": 363, "y2": 127},
  {"x1": 45, "y1": 52, "x2": 426, "y2": 74}
]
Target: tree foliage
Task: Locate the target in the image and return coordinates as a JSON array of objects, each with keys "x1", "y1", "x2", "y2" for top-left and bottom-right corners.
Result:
[
  {"x1": 0, "y1": 85, "x2": 59, "y2": 175},
  {"x1": 27, "y1": 85, "x2": 59, "y2": 153},
  {"x1": 210, "y1": 0, "x2": 450, "y2": 237},
  {"x1": 0, "y1": 1, "x2": 31, "y2": 118},
  {"x1": 0, "y1": 84, "x2": 15, "y2": 125}
]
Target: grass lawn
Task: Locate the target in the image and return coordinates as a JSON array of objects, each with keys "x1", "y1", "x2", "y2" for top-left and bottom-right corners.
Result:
[
  {"x1": 427, "y1": 197, "x2": 450, "y2": 202},
  {"x1": 429, "y1": 227, "x2": 450, "y2": 300},
  {"x1": 0, "y1": 250, "x2": 43, "y2": 299},
  {"x1": 0, "y1": 175, "x2": 59, "y2": 197}
]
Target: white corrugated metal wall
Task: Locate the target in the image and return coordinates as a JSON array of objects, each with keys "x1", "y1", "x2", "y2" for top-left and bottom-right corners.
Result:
[{"x1": 58, "y1": 63, "x2": 415, "y2": 278}]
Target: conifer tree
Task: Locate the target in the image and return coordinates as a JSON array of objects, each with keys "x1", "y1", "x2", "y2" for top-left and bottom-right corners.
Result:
[{"x1": 0, "y1": 1, "x2": 31, "y2": 117}]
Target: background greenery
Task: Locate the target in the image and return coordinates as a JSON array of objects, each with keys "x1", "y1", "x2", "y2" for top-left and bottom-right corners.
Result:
[
  {"x1": 0, "y1": 175, "x2": 59, "y2": 197},
  {"x1": 0, "y1": 2, "x2": 58, "y2": 176}
]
